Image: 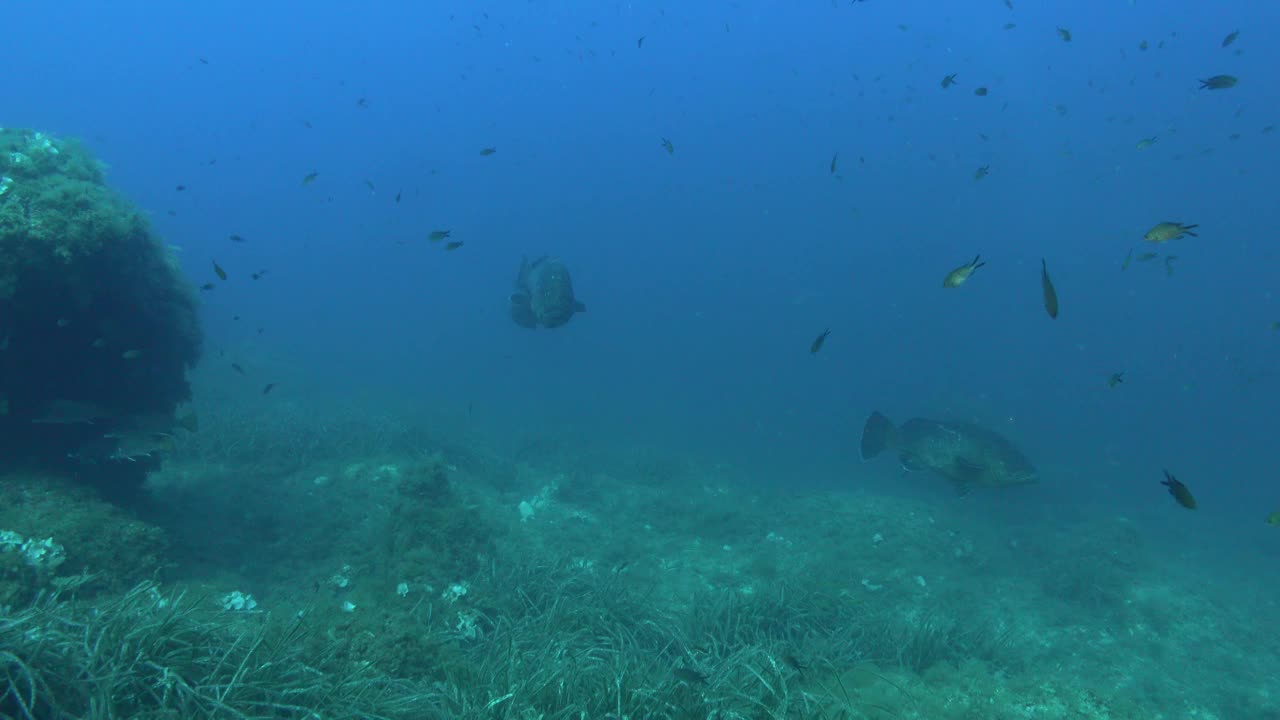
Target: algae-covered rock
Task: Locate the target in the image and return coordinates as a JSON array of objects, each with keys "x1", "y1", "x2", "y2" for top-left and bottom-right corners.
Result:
[{"x1": 0, "y1": 127, "x2": 201, "y2": 484}]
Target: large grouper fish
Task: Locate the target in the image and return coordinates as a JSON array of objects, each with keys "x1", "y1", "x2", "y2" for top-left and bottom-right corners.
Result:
[
  {"x1": 509, "y1": 256, "x2": 586, "y2": 329},
  {"x1": 859, "y1": 410, "x2": 1038, "y2": 494}
]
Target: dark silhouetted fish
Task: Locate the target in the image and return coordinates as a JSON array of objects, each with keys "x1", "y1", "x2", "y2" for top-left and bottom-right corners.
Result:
[
  {"x1": 860, "y1": 411, "x2": 1038, "y2": 495},
  {"x1": 509, "y1": 256, "x2": 586, "y2": 329}
]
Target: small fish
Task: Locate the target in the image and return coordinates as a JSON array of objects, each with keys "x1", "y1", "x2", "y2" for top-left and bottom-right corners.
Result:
[
  {"x1": 974, "y1": 87, "x2": 989, "y2": 96},
  {"x1": 974, "y1": 165, "x2": 990, "y2": 180},
  {"x1": 302, "y1": 171, "x2": 319, "y2": 185},
  {"x1": 199, "y1": 283, "x2": 215, "y2": 291},
  {"x1": 673, "y1": 667, "x2": 709, "y2": 685},
  {"x1": 1160, "y1": 469, "x2": 1196, "y2": 510},
  {"x1": 783, "y1": 653, "x2": 809, "y2": 673},
  {"x1": 445, "y1": 240, "x2": 464, "y2": 251},
  {"x1": 1003, "y1": 23, "x2": 1016, "y2": 31},
  {"x1": 1266, "y1": 510, "x2": 1280, "y2": 526},
  {"x1": 1144, "y1": 222, "x2": 1198, "y2": 243},
  {"x1": 212, "y1": 260, "x2": 227, "y2": 281},
  {"x1": 1221, "y1": 30, "x2": 1239, "y2": 48},
  {"x1": 364, "y1": 179, "x2": 376, "y2": 192},
  {"x1": 1199, "y1": 75, "x2": 1238, "y2": 90},
  {"x1": 1107, "y1": 371, "x2": 1125, "y2": 388},
  {"x1": 830, "y1": 153, "x2": 838, "y2": 174},
  {"x1": 1135, "y1": 136, "x2": 1158, "y2": 150},
  {"x1": 262, "y1": 383, "x2": 276, "y2": 395},
  {"x1": 810, "y1": 329, "x2": 831, "y2": 354},
  {"x1": 661, "y1": 137, "x2": 674, "y2": 155},
  {"x1": 1056, "y1": 27, "x2": 1072, "y2": 42},
  {"x1": 940, "y1": 73, "x2": 957, "y2": 89},
  {"x1": 429, "y1": 230, "x2": 451, "y2": 242},
  {"x1": 479, "y1": 147, "x2": 497, "y2": 156},
  {"x1": 175, "y1": 184, "x2": 186, "y2": 191},
  {"x1": 231, "y1": 363, "x2": 246, "y2": 375},
  {"x1": 943, "y1": 255, "x2": 985, "y2": 288},
  {"x1": 56, "y1": 318, "x2": 71, "y2": 328},
  {"x1": 395, "y1": 190, "x2": 402, "y2": 203},
  {"x1": 229, "y1": 234, "x2": 246, "y2": 243},
  {"x1": 356, "y1": 97, "x2": 369, "y2": 108},
  {"x1": 90, "y1": 338, "x2": 106, "y2": 349},
  {"x1": 121, "y1": 349, "x2": 144, "y2": 360},
  {"x1": 1040, "y1": 259, "x2": 1059, "y2": 319},
  {"x1": 1003, "y1": 0, "x2": 1013, "y2": 9},
  {"x1": 1139, "y1": 39, "x2": 1148, "y2": 51},
  {"x1": 1137, "y1": 252, "x2": 1159, "y2": 262},
  {"x1": 637, "y1": 36, "x2": 645, "y2": 49},
  {"x1": 251, "y1": 269, "x2": 268, "y2": 280},
  {"x1": 1121, "y1": 248, "x2": 1133, "y2": 271}
]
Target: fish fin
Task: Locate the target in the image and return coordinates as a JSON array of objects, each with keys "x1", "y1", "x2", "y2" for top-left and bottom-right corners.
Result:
[
  {"x1": 573, "y1": 301, "x2": 586, "y2": 313},
  {"x1": 860, "y1": 411, "x2": 894, "y2": 460},
  {"x1": 951, "y1": 457, "x2": 985, "y2": 495}
]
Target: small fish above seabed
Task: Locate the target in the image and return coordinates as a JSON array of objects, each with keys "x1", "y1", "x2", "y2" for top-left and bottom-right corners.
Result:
[
  {"x1": 1222, "y1": 30, "x2": 1239, "y2": 48},
  {"x1": 940, "y1": 73, "x2": 958, "y2": 89},
  {"x1": 1135, "y1": 136, "x2": 1158, "y2": 150},
  {"x1": 637, "y1": 35, "x2": 645, "y2": 49},
  {"x1": 1056, "y1": 27, "x2": 1072, "y2": 42},
  {"x1": 661, "y1": 137, "x2": 674, "y2": 155},
  {"x1": 199, "y1": 283, "x2": 215, "y2": 291},
  {"x1": 301, "y1": 172, "x2": 319, "y2": 185},
  {"x1": 429, "y1": 230, "x2": 451, "y2": 242},
  {"x1": 974, "y1": 165, "x2": 990, "y2": 180},
  {"x1": 1144, "y1": 222, "x2": 1198, "y2": 243},
  {"x1": 1108, "y1": 371, "x2": 1125, "y2": 388},
  {"x1": 231, "y1": 363, "x2": 246, "y2": 375},
  {"x1": 262, "y1": 383, "x2": 276, "y2": 395},
  {"x1": 810, "y1": 329, "x2": 831, "y2": 354},
  {"x1": 251, "y1": 269, "x2": 268, "y2": 280},
  {"x1": 673, "y1": 667, "x2": 708, "y2": 685},
  {"x1": 1199, "y1": 75, "x2": 1238, "y2": 90},
  {"x1": 1266, "y1": 510, "x2": 1280, "y2": 526},
  {"x1": 1160, "y1": 469, "x2": 1196, "y2": 509},
  {"x1": 830, "y1": 153, "x2": 838, "y2": 174},
  {"x1": 479, "y1": 147, "x2": 497, "y2": 156},
  {"x1": 1003, "y1": 23, "x2": 1016, "y2": 31},
  {"x1": 974, "y1": 87, "x2": 989, "y2": 96},
  {"x1": 229, "y1": 234, "x2": 246, "y2": 243},
  {"x1": 1139, "y1": 39, "x2": 1149, "y2": 51},
  {"x1": 1040, "y1": 259, "x2": 1059, "y2": 319},
  {"x1": 445, "y1": 241, "x2": 464, "y2": 251},
  {"x1": 212, "y1": 260, "x2": 227, "y2": 280},
  {"x1": 943, "y1": 255, "x2": 985, "y2": 288},
  {"x1": 1121, "y1": 248, "x2": 1134, "y2": 271}
]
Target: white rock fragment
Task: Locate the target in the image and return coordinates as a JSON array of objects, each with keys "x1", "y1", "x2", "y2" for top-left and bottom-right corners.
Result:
[{"x1": 221, "y1": 591, "x2": 258, "y2": 611}]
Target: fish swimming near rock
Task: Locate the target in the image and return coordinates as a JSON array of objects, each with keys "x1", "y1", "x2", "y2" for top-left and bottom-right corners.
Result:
[
  {"x1": 859, "y1": 411, "x2": 1038, "y2": 495},
  {"x1": 509, "y1": 256, "x2": 586, "y2": 329}
]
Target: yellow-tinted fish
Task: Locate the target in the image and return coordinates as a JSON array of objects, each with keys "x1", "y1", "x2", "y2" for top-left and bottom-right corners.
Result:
[
  {"x1": 1137, "y1": 252, "x2": 1159, "y2": 261},
  {"x1": 661, "y1": 137, "x2": 674, "y2": 155},
  {"x1": 1266, "y1": 510, "x2": 1280, "y2": 526},
  {"x1": 1121, "y1": 248, "x2": 1133, "y2": 271},
  {"x1": 1161, "y1": 469, "x2": 1196, "y2": 510},
  {"x1": 445, "y1": 240, "x2": 464, "y2": 251},
  {"x1": 974, "y1": 87, "x2": 989, "y2": 96},
  {"x1": 1144, "y1": 222, "x2": 1198, "y2": 243},
  {"x1": 1056, "y1": 27, "x2": 1072, "y2": 42},
  {"x1": 1135, "y1": 136, "x2": 1157, "y2": 150},
  {"x1": 943, "y1": 255, "x2": 985, "y2": 288},
  {"x1": 1108, "y1": 371, "x2": 1125, "y2": 388},
  {"x1": 301, "y1": 171, "x2": 319, "y2": 185},
  {"x1": 1040, "y1": 259, "x2": 1058, "y2": 319},
  {"x1": 940, "y1": 73, "x2": 957, "y2": 89},
  {"x1": 1199, "y1": 75, "x2": 1238, "y2": 90},
  {"x1": 429, "y1": 230, "x2": 451, "y2": 241},
  {"x1": 974, "y1": 165, "x2": 990, "y2": 180},
  {"x1": 212, "y1": 260, "x2": 227, "y2": 280}
]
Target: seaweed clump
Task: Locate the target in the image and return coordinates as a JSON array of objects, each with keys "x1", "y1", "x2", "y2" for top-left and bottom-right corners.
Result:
[{"x1": 0, "y1": 128, "x2": 201, "y2": 491}]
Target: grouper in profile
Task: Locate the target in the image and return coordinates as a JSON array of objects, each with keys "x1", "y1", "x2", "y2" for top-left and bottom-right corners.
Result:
[
  {"x1": 509, "y1": 256, "x2": 586, "y2": 329},
  {"x1": 859, "y1": 410, "x2": 1038, "y2": 495}
]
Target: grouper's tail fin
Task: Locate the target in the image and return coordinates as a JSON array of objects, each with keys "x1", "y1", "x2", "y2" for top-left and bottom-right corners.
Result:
[{"x1": 860, "y1": 411, "x2": 896, "y2": 461}]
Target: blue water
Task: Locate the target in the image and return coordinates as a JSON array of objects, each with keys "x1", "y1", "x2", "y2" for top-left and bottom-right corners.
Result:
[{"x1": 7, "y1": 1, "x2": 1279, "y2": 712}]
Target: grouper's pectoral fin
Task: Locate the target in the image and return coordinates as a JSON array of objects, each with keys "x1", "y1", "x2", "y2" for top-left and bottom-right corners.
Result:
[{"x1": 949, "y1": 457, "x2": 985, "y2": 496}]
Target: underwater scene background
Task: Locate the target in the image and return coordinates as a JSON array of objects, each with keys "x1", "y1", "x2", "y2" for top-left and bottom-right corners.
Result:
[{"x1": 2, "y1": 0, "x2": 1278, "y2": 718}]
